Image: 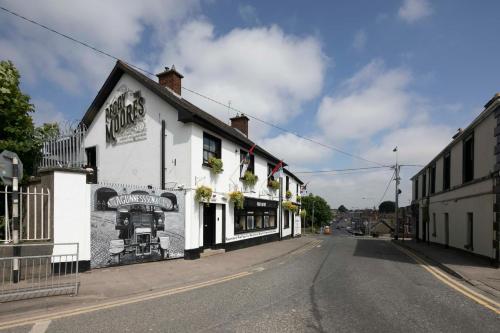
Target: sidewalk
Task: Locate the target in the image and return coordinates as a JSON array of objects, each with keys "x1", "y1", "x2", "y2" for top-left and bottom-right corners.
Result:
[
  {"x1": 395, "y1": 239, "x2": 500, "y2": 298},
  {"x1": 0, "y1": 236, "x2": 316, "y2": 321}
]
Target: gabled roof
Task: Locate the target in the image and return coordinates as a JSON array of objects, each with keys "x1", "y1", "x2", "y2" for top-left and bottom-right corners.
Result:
[{"x1": 81, "y1": 60, "x2": 285, "y2": 165}]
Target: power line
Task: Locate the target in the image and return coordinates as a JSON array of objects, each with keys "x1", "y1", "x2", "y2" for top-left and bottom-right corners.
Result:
[
  {"x1": 377, "y1": 169, "x2": 395, "y2": 206},
  {"x1": 293, "y1": 166, "x2": 390, "y2": 174},
  {"x1": 0, "y1": 5, "x2": 389, "y2": 168}
]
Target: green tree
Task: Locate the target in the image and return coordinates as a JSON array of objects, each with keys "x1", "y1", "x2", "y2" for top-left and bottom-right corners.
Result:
[
  {"x1": 0, "y1": 60, "x2": 59, "y2": 178},
  {"x1": 338, "y1": 204, "x2": 348, "y2": 213},
  {"x1": 378, "y1": 201, "x2": 395, "y2": 213},
  {"x1": 301, "y1": 194, "x2": 332, "y2": 227}
]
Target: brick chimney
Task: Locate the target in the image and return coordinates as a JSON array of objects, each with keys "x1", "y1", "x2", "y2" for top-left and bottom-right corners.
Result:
[
  {"x1": 156, "y1": 65, "x2": 184, "y2": 95},
  {"x1": 230, "y1": 114, "x2": 249, "y2": 137}
]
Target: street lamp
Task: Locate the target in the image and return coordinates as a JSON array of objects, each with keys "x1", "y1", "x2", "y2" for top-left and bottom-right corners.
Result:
[{"x1": 393, "y1": 146, "x2": 400, "y2": 240}]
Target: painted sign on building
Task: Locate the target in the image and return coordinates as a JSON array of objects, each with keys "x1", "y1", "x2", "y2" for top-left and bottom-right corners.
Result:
[
  {"x1": 90, "y1": 184, "x2": 185, "y2": 268},
  {"x1": 105, "y1": 85, "x2": 147, "y2": 145}
]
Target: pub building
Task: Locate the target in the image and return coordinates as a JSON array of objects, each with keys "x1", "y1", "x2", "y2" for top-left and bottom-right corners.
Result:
[{"x1": 81, "y1": 60, "x2": 303, "y2": 259}]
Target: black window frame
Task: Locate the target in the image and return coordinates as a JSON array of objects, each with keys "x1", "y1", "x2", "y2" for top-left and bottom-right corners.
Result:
[
  {"x1": 443, "y1": 152, "x2": 451, "y2": 191},
  {"x1": 284, "y1": 210, "x2": 290, "y2": 229},
  {"x1": 430, "y1": 164, "x2": 436, "y2": 194},
  {"x1": 414, "y1": 178, "x2": 419, "y2": 200},
  {"x1": 234, "y1": 207, "x2": 277, "y2": 234},
  {"x1": 422, "y1": 173, "x2": 427, "y2": 197},
  {"x1": 286, "y1": 176, "x2": 289, "y2": 192},
  {"x1": 203, "y1": 132, "x2": 221, "y2": 166},
  {"x1": 463, "y1": 133, "x2": 474, "y2": 183},
  {"x1": 240, "y1": 149, "x2": 255, "y2": 178}
]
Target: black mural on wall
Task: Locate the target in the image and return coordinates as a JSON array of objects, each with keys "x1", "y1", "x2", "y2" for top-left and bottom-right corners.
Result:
[{"x1": 91, "y1": 185, "x2": 185, "y2": 268}]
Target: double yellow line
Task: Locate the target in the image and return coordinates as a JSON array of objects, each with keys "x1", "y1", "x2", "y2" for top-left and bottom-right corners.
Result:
[
  {"x1": 0, "y1": 271, "x2": 252, "y2": 331},
  {"x1": 393, "y1": 243, "x2": 500, "y2": 315}
]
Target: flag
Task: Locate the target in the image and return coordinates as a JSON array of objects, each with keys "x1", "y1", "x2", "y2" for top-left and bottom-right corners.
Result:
[
  {"x1": 270, "y1": 160, "x2": 283, "y2": 177},
  {"x1": 248, "y1": 144, "x2": 256, "y2": 155}
]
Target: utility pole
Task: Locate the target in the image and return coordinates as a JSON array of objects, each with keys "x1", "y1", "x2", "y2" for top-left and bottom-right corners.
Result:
[
  {"x1": 394, "y1": 147, "x2": 400, "y2": 241},
  {"x1": 312, "y1": 200, "x2": 315, "y2": 234}
]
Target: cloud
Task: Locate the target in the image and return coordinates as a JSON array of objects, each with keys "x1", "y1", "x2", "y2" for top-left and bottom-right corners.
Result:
[
  {"x1": 31, "y1": 99, "x2": 68, "y2": 125},
  {"x1": 238, "y1": 4, "x2": 260, "y2": 25},
  {"x1": 316, "y1": 60, "x2": 412, "y2": 142},
  {"x1": 352, "y1": 29, "x2": 367, "y2": 51},
  {"x1": 260, "y1": 133, "x2": 332, "y2": 168},
  {"x1": 0, "y1": 0, "x2": 199, "y2": 94},
  {"x1": 161, "y1": 20, "x2": 328, "y2": 139},
  {"x1": 398, "y1": 0, "x2": 433, "y2": 23}
]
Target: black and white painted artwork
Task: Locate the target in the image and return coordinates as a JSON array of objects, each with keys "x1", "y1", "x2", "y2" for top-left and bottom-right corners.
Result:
[{"x1": 90, "y1": 184, "x2": 185, "y2": 268}]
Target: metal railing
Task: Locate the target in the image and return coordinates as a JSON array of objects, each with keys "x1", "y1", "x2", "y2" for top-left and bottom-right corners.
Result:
[
  {"x1": 0, "y1": 243, "x2": 79, "y2": 302},
  {"x1": 38, "y1": 124, "x2": 87, "y2": 169},
  {"x1": 1, "y1": 185, "x2": 51, "y2": 243}
]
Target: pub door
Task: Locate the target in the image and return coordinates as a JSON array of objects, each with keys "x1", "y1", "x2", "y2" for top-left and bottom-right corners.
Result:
[{"x1": 203, "y1": 203, "x2": 216, "y2": 248}]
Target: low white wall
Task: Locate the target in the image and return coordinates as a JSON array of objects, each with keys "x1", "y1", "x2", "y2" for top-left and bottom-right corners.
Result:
[{"x1": 52, "y1": 171, "x2": 91, "y2": 261}]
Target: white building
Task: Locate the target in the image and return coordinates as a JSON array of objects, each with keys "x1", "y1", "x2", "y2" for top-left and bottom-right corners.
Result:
[
  {"x1": 411, "y1": 93, "x2": 500, "y2": 266},
  {"x1": 80, "y1": 61, "x2": 303, "y2": 259}
]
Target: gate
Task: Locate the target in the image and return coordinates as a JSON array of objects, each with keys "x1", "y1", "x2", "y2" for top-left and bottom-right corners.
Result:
[{"x1": 0, "y1": 243, "x2": 79, "y2": 302}]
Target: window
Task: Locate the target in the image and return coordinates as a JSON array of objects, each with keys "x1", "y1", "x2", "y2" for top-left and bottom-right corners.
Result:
[
  {"x1": 414, "y1": 178, "x2": 419, "y2": 200},
  {"x1": 422, "y1": 173, "x2": 427, "y2": 197},
  {"x1": 463, "y1": 134, "x2": 474, "y2": 183},
  {"x1": 296, "y1": 183, "x2": 299, "y2": 196},
  {"x1": 203, "y1": 133, "x2": 221, "y2": 165},
  {"x1": 284, "y1": 211, "x2": 290, "y2": 229},
  {"x1": 430, "y1": 165, "x2": 436, "y2": 194},
  {"x1": 267, "y1": 164, "x2": 275, "y2": 181},
  {"x1": 443, "y1": 152, "x2": 451, "y2": 190},
  {"x1": 466, "y1": 212, "x2": 473, "y2": 250},
  {"x1": 234, "y1": 208, "x2": 276, "y2": 234},
  {"x1": 240, "y1": 150, "x2": 255, "y2": 177},
  {"x1": 286, "y1": 176, "x2": 289, "y2": 192},
  {"x1": 432, "y1": 213, "x2": 436, "y2": 237}
]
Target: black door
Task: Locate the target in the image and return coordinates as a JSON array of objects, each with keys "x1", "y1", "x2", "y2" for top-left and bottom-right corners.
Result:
[
  {"x1": 203, "y1": 204, "x2": 216, "y2": 248},
  {"x1": 85, "y1": 146, "x2": 98, "y2": 184}
]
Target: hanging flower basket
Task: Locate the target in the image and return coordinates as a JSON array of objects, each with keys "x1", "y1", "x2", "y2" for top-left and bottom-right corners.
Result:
[
  {"x1": 268, "y1": 179, "x2": 280, "y2": 191},
  {"x1": 282, "y1": 200, "x2": 298, "y2": 213},
  {"x1": 296, "y1": 195, "x2": 301, "y2": 203},
  {"x1": 285, "y1": 190, "x2": 292, "y2": 199},
  {"x1": 242, "y1": 171, "x2": 258, "y2": 187},
  {"x1": 229, "y1": 191, "x2": 245, "y2": 209},
  {"x1": 195, "y1": 185, "x2": 213, "y2": 203},
  {"x1": 208, "y1": 157, "x2": 223, "y2": 174}
]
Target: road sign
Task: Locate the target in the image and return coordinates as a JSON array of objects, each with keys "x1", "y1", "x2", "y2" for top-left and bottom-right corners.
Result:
[{"x1": 0, "y1": 150, "x2": 23, "y2": 185}]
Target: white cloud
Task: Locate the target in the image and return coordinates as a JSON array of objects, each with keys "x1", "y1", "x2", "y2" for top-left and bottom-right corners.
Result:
[
  {"x1": 238, "y1": 4, "x2": 260, "y2": 25},
  {"x1": 161, "y1": 20, "x2": 328, "y2": 139},
  {"x1": 398, "y1": 0, "x2": 433, "y2": 23},
  {"x1": 316, "y1": 60, "x2": 412, "y2": 142},
  {"x1": 352, "y1": 29, "x2": 367, "y2": 51},
  {"x1": 260, "y1": 133, "x2": 332, "y2": 168},
  {"x1": 0, "y1": 0, "x2": 199, "y2": 94},
  {"x1": 31, "y1": 99, "x2": 68, "y2": 125}
]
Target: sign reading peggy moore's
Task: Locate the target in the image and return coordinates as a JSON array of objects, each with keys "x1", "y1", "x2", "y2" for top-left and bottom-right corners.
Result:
[{"x1": 105, "y1": 86, "x2": 146, "y2": 145}]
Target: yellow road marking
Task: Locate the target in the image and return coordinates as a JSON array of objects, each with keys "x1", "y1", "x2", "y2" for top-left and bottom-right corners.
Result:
[
  {"x1": 393, "y1": 243, "x2": 500, "y2": 315},
  {"x1": 0, "y1": 271, "x2": 252, "y2": 331}
]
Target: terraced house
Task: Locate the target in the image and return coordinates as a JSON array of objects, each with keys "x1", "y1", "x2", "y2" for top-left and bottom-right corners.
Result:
[{"x1": 411, "y1": 93, "x2": 500, "y2": 265}]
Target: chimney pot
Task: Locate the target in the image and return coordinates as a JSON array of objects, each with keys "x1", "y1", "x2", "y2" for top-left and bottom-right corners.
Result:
[
  {"x1": 156, "y1": 65, "x2": 184, "y2": 95},
  {"x1": 230, "y1": 114, "x2": 250, "y2": 137}
]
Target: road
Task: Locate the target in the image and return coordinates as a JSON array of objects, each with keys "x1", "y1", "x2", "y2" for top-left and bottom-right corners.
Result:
[{"x1": 4, "y1": 232, "x2": 500, "y2": 332}]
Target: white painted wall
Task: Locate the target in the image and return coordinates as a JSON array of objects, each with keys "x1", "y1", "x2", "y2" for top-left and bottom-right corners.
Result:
[{"x1": 52, "y1": 171, "x2": 91, "y2": 261}]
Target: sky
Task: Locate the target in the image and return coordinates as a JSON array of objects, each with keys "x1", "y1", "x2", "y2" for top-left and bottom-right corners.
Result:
[{"x1": 1, "y1": 0, "x2": 499, "y2": 209}]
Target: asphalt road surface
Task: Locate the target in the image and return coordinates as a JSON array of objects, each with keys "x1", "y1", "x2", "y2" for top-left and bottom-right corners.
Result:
[{"x1": 5, "y1": 232, "x2": 500, "y2": 332}]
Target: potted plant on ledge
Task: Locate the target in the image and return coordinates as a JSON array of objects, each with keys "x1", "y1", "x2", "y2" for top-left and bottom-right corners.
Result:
[
  {"x1": 229, "y1": 191, "x2": 244, "y2": 209},
  {"x1": 285, "y1": 190, "x2": 292, "y2": 199},
  {"x1": 268, "y1": 179, "x2": 280, "y2": 191},
  {"x1": 208, "y1": 156, "x2": 223, "y2": 175},
  {"x1": 195, "y1": 185, "x2": 213, "y2": 203},
  {"x1": 242, "y1": 171, "x2": 258, "y2": 187}
]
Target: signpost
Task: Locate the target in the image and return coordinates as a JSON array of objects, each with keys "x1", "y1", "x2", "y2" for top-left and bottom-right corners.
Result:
[{"x1": 0, "y1": 150, "x2": 23, "y2": 282}]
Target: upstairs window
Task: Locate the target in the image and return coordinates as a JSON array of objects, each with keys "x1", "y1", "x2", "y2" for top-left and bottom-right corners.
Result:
[
  {"x1": 463, "y1": 134, "x2": 474, "y2": 183},
  {"x1": 286, "y1": 176, "x2": 289, "y2": 191},
  {"x1": 240, "y1": 150, "x2": 255, "y2": 177},
  {"x1": 443, "y1": 152, "x2": 451, "y2": 190},
  {"x1": 422, "y1": 173, "x2": 427, "y2": 197},
  {"x1": 414, "y1": 178, "x2": 419, "y2": 199},
  {"x1": 203, "y1": 133, "x2": 221, "y2": 165},
  {"x1": 267, "y1": 164, "x2": 275, "y2": 181},
  {"x1": 430, "y1": 165, "x2": 436, "y2": 194}
]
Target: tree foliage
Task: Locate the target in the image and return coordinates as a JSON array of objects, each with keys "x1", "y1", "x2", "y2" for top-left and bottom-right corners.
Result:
[
  {"x1": 301, "y1": 194, "x2": 332, "y2": 227},
  {"x1": 0, "y1": 60, "x2": 59, "y2": 178},
  {"x1": 338, "y1": 204, "x2": 348, "y2": 213},
  {"x1": 379, "y1": 201, "x2": 395, "y2": 213}
]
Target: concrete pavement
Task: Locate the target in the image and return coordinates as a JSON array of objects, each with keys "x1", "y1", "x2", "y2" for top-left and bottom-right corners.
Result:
[{"x1": 1, "y1": 232, "x2": 499, "y2": 332}]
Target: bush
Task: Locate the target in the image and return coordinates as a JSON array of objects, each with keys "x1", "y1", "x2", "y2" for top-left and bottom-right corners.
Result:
[
  {"x1": 195, "y1": 186, "x2": 213, "y2": 203},
  {"x1": 208, "y1": 157, "x2": 223, "y2": 174},
  {"x1": 242, "y1": 171, "x2": 258, "y2": 187},
  {"x1": 229, "y1": 191, "x2": 244, "y2": 209}
]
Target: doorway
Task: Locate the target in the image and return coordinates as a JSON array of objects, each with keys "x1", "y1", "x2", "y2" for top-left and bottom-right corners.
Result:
[
  {"x1": 203, "y1": 204, "x2": 216, "y2": 248},
  {"x1": 85, "y1": 146, "x2": 97, "y2": 183}
]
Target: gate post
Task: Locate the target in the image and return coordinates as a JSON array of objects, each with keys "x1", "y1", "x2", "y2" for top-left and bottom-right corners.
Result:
[{"x1": 12, "y1": 157, "x2": 20, "y2": 283}]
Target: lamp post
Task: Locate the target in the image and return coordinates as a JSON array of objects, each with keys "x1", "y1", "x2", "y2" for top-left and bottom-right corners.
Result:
[{"x1": 393, "y1": 146, "x2": 400, "y2": 240}]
